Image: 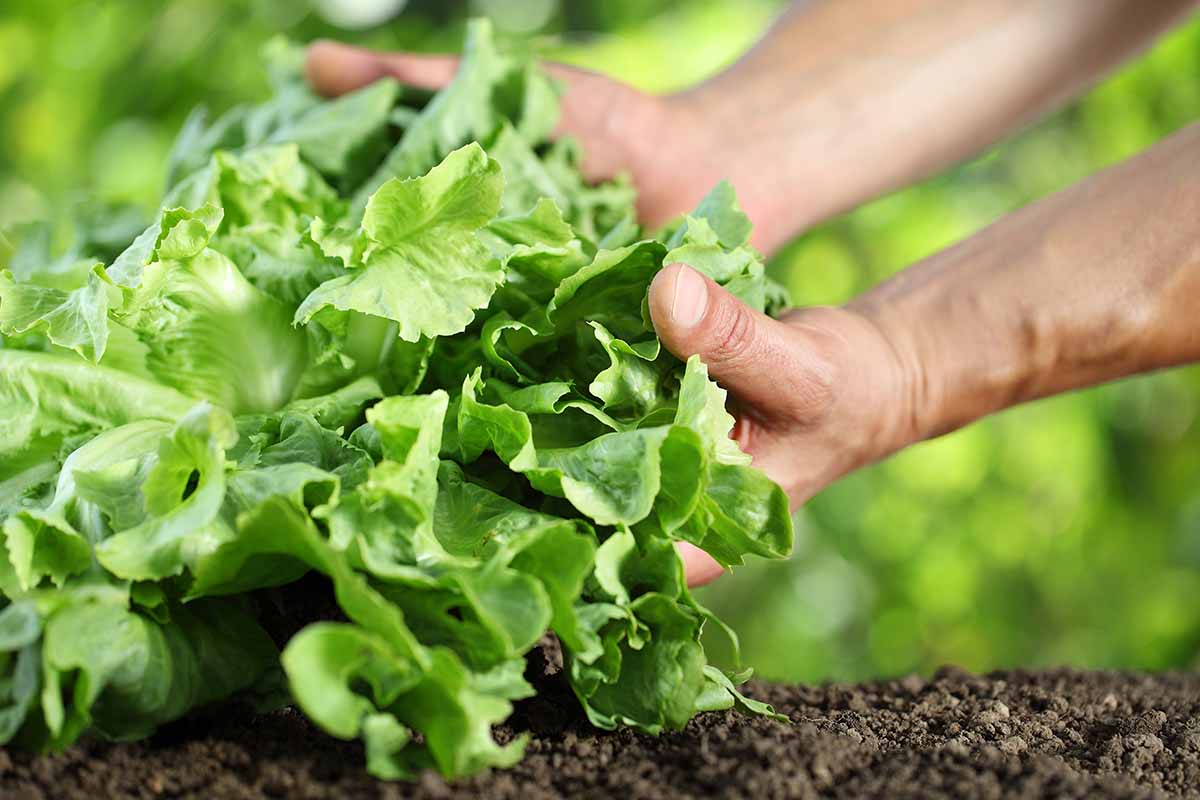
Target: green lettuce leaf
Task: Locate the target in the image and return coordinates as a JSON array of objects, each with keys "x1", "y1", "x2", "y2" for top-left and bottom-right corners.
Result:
[
  {"x1": 297, "y1": 143, "x2": 503, "y2": 343},
  {"x1": 0, "y1": 262, "x2": 115, "y2": 362},
  {"x1": 266, "y1": 79, "x2": 401, "y2": 178},
  {"x1": 38, "y1": 596, "x2": 276, "y2": 745},
  {"x1": 0, "y1": 350, "x2": 195, "y2": 481},
  {"x1": 351, "y1": 19, "x2": 515, "y2": 213},
  {"x1": 115, "y1": 244, "x2": 308, "y2": 415},
  {"x1": 90, "y1": 404, "x2": 235, "y2": 582}
]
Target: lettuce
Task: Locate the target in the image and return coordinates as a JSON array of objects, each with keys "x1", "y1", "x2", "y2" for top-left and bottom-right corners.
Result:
[{"x1": 0, "y1": 19, "x2": 792, "y2": 780}]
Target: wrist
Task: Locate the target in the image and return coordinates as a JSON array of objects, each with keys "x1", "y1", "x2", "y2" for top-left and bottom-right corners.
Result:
[
  {"x1": 830, "y1": 302, "x2": 931, "y2": 462},
  {"x1": 842, "y1": 239, "x2": 1042, "y2": 451},
  {"x1": 839, "y1": 297, "x2": 936, "y2": 455},
  {"x1": 779, "y1": 304, "x2": 925, "y2": 479}
]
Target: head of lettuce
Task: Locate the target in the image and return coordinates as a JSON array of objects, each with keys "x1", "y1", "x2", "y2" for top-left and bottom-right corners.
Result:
[{"x1": 0, "y1": 20, "x2": 791, "y2": 780}]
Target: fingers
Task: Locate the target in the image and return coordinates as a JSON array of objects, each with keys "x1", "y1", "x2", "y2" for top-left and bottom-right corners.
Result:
[
  {"x1": 306, "y1": 41, "x2": 387, "y2": 96},
  {"x1": 676, "y1": 542, "x2": 726, "y2": 587},
  {"x1": 302, "y1": 40, "x2": 637, "y2": 187},
  {"x1": 306, "y1": 40, "x2": 460, "y2": 97},
  {"x1": 373, "y1": 51, "x2": 460, "y2": 89},
  {"x1": 648, "y1": 264, "x2": 832, "y2": 423},
  {"x1": 305, "y1": 39, "x2": 589, "y2": 99}
]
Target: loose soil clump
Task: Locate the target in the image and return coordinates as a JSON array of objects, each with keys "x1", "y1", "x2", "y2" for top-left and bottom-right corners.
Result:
[{"x1": 4, "y1": 666, "x2": 1198, "y2": 799}]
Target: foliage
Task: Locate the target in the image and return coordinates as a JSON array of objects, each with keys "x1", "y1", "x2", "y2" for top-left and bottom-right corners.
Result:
[
  {"x1": 0, "y1": 20, "x2": 792, "y2": 778},
  {"x1": 0, "y1": 0, "x2": 1197, "y2": 688}
]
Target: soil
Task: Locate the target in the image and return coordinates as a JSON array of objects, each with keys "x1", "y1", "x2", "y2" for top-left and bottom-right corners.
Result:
[{"x1": 3, "y1": 665, "x2": 1198, "y2": 799}]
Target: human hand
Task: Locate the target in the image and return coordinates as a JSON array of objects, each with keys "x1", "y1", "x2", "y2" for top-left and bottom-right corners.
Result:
[
  {"x1": 305, "y1": 41, "x2": 718, "y2": 235},
  {"x1": 304, "y1": 41, "x2": 922, "y2": 587},
  {"x1": 648, "y1": 263, "x2": 917, "y2": 585}
]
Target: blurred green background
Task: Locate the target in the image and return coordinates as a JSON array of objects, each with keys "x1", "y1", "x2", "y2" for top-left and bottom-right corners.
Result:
[{"x1": 2, "y1": 0, "x2": 1197, "y2": 682}]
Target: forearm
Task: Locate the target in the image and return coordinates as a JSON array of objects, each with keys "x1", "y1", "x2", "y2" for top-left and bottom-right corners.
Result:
[
  {"x1": 850, "y1": 121, "x2": 1200, "y2": 448},
  {"x1": 678, "y1": 0, "x2": 1195, "y2": 253}
]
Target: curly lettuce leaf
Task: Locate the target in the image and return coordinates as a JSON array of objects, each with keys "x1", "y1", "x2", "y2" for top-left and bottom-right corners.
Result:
[
  {"x1": 351, "y1": 18, "x2": 526, "y2": 213},
  {"x1": 0, "y1": 350, "x2": 195, "y2": 482},
  {"x1": 0, "y1": 262, "x2": 115, "y2": 362},
  {"x1": 266, "y1": 78, "x2": 401, "y2": 178},
  {"x1": 116, "y1": 246, "x2": 308, "y2": 415},
  {"x1": 4, "y1": 420, "x2": 171, "y2": 590},
  {"x1": 37, "y1": 596, "x2": 276, "y2": 746},
  {"x1": 92, "y1": 404, "x2": 236, "y2": 581},
  {"x1": 297, "y1": 143, "x2": 504, "y2": 342}
]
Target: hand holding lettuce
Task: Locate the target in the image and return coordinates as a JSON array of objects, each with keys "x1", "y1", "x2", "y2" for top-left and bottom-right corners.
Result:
[{"x1": 0, "y1": 20, "x2": 792, "y2": 779}]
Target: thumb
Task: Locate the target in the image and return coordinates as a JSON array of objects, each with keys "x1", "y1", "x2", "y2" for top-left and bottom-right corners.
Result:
[
  {"x1": 306, "y1": 40, "x2": 460, "y2": 97},
  {"x1": 649, "y1": 263, "x2": 825, "y2": 421}
]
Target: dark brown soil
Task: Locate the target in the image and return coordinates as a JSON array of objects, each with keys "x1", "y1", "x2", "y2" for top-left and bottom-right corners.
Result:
[{"x1": 3, "y1": 667, "x2": 1198, "y2": 799}]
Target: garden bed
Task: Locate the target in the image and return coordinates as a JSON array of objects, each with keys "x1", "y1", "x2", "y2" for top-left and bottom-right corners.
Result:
[{"x1": 4, "y1": 666, "x2": 1197, "y2": 799}]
